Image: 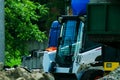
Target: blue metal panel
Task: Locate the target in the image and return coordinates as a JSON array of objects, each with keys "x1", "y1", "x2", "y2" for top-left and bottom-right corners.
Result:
[
  {"x1": 71, "y1": 0, "x2": 89, "y2": 15},
  {"x1": 48, "y1": 21, "x2": 61, "y2": 47}
]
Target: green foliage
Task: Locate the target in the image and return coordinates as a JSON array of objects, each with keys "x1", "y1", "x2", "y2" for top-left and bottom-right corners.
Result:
[
  {"x1": 5, "y1": 50, "x2": 21, "y2": 67},
  {"x1": 5, "y1": 0, "x2": 49, "y2": 67},
  {"x1": 47, "y1": 0, "x2": 65, "y2": 29},
  {"x1": 31, "y1": 0, "x2": 65, "y2": 32},
  {"x1": 5, "y1": 58, "x2": 21, "y2": 67},
  {"x1": 5, "y1": 0, "x2": 49, "y2": 42}
]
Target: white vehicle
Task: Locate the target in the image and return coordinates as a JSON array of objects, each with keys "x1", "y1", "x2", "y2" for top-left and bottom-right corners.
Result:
[{"x1": 43, "y1": 16, "x2": 104, "y2": 80}]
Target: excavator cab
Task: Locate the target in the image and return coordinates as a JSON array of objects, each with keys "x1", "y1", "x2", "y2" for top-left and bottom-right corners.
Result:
[
  {"x1": 42, "y1": 16, "x2": 83, "y2": 73},
  {"x1": 55, "y1": 16, "x2": 83, "y2": 67},
  {"x1": 43, "y1": 15, "x2": 103, "y2": 80}
]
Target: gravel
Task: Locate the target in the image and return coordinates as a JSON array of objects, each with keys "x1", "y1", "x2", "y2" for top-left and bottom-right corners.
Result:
[{"x1": 98, "y1": 67, "x2": 120, "y2": 80}]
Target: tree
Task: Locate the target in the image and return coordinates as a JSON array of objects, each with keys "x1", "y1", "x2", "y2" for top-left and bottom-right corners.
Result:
[
  {"x1": 31, "y1": 0, "x2": 65, "y2": 32},
  {"x1": 5, "y1": 0, "x2": 49, "y2": 67}
]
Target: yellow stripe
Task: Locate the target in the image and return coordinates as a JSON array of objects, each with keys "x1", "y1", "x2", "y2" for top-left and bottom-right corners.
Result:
[{"x1": 104, "y1": 62, "x2": 119, "y2": 71}]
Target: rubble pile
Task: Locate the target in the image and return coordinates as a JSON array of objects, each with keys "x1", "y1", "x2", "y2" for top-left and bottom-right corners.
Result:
[
  {"x1": 98, "y1": 67, "x2": 120, "y2": 80},
  {"x1": 0, "y1": 63, "x2": 54, "y2": 80},
  {"x1": 1, "y1": 61, "x2": 120, "y2": 80}
]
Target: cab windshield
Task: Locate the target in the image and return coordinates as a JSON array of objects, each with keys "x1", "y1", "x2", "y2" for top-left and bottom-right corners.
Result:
[{"x1": 56, "y1": 19, "x2": 83, "y2": 67}]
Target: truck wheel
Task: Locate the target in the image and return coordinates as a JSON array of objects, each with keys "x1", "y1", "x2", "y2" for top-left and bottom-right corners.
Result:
[{"x1": 80, "y1": 69, "x2": 104, "y2": 80}]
